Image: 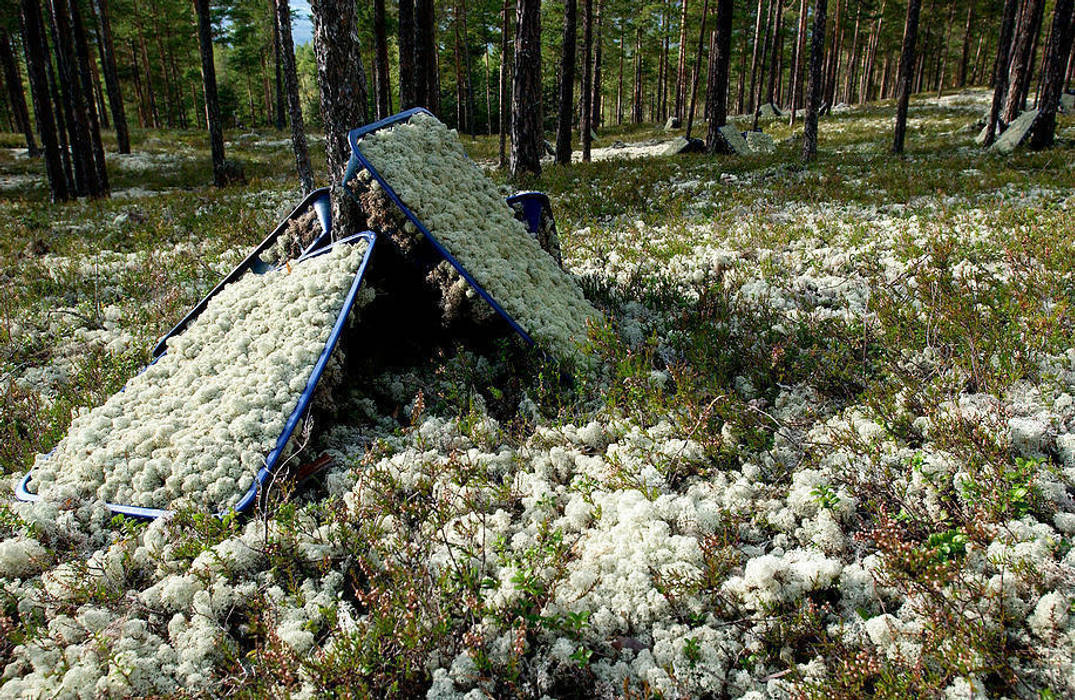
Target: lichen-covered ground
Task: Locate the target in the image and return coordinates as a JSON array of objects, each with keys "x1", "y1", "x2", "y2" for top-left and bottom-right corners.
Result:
[{"x1": 2, "y1": 90, "x2": 1075, "y2": 698}]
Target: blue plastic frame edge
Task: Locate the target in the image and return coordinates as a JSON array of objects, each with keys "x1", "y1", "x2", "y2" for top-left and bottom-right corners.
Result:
[
  {"x1": 152, "y1": 187, "x2": 335, "y2": 358},
  {"x1": 343, "y1": 108, "x2": 537, "y2": 347},
  {"x1": 15, "y1": 231, "x2": 377, "y2": 521}
]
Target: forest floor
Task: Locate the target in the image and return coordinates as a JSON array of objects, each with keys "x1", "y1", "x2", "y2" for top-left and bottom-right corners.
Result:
[{"x1": 2, "y1": 89, "x2": 1075, "y2": 698}]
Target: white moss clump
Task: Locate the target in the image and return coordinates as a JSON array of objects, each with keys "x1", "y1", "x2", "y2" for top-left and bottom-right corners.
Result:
[
  {"x1": 26, "y1": 241, "x2": 370, "y2": 512},
  {"x1": 357, "y1": 112, "x2": 600, "y2": 357}
]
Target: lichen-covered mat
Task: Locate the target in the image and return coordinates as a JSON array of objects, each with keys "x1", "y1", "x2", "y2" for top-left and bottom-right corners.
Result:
[
  {"x1": 22, "y1": 241, "x2": 371, "y2": 513},
  {"x1": 355, "y1": 112, "x2": 600, "y2": 358}
]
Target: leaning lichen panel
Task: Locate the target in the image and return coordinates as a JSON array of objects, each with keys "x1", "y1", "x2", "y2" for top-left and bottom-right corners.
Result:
[
  {"x1": 357, "y1": 112, "x2": 600, "y2": 357},
  {"x1": 26, "y1": 242, "x2": 370, "y2": 512}
]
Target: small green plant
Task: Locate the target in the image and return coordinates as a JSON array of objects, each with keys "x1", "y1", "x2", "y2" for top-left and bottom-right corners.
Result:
[
  {"x1": 812, "y1": 483, "x2": 841, "y2": 511},
  {"x1": 925, "y1": 529, "x2": 968, "y2": 563}
]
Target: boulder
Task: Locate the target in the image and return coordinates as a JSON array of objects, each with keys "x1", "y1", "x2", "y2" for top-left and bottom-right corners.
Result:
[
  {"x1": 663, "y1": 136, "x2": 705, "y2": 156},
  {"x1": 746, "y1": 131, "x2": 775, "y2": 154},
  {"x1": 664, "y1": 116, "x2": 681, "y2": 130},
  {"x1": 1061, "y1": 93, "x2": 1074, "y2": 113},
  {"x1": 991, "y1": 109, "x2": 1038, "y2": 154},
  {"x1": 543, "y1": 139, "x2": 556, "y2": 156},
  {"x1": 717, "y1": 124, "x2": 752, "y2": 155},
  {"x1": 756, "y1": 103, "x2": 782, "y2": 119}
]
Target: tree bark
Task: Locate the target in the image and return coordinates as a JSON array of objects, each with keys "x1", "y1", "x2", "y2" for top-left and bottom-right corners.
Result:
[
  {"x1": 48, "y1": 0, "x2": 94, "y2": 197},
  {"x1": 581, "y1": 0, "x2": 594, "y2": 161},
  {"x1": 706, "y1": 0, "x2": 733, "y2": 152},
  {"x1": 957, "y1": 4, "x2": 974, "y2": 87},
  {"x1": 68, "y1": 0, "x2": 108, "y2": 195},
  {"x1": 674, "y1": 0, "x2": 689, "y2": 119},
  {"x1": 399, "y1": 0, "x2": 416, "y2": 109},
  {"x1": 92, "y1": 0, "x2": 129, "y2": 152},
  {"x1": 276, "y1": 0, "x2": 314, "y2": 192},
  {"x1": 892, "y1": 0, "x2": 922, "y2": 154},
  {"x1": 765, "y1": 0, "x2": 784, "y2": 105},
  {"x1": 1004, "y1": 0, "x2": 1046, "y2": 123},
  {"x1": 684, "y1": 0, "x2": 709, "y2": 139},
  {"x1": 193, "y1": 0, "x2": 227, "y2": 186},
  {"x1": 310, "y1": 0, "x2": 368, "y2": 183},
  {"x1": 789, "y1": 0, "x2": 807, "y2": 122},
  {"x1": 0, "y1": 31, "x2": 39, "y2": 155},
  {"x1": 591, "y1": 0, "x2": 604, "y2": 129},
  {"x1": 415, "y1": 0, "x2": 438, "y2": 114},
  {"x1": 510, "y1": 0, "x2": 541, "y2": 176},
  {"x1": 1029, "y1": 0, "x2": 1074, "y2": 148},
  {"x1": 20, "y1": 0, "x2": 69, "y2": 200},
  {"x1": 554, "y1": 0, "x2": 576, "y2": 164},
  {"x1": 498, "y1": 0, "x2": 512, "y2": 168},
  {"x1": 984, "y1": 0, "x2": 1019, "y2": 146},
  {"x1": 748, "y1": 0, "x2": 766, "y2": 114},
  {"x1": 751, "y1": 0, "x2": 775, "y2": 129},
  {"x1": 632, "y1": 25, "x2": 643, "y2": 123},
  {"x1": 802, "y1": 0, "x2": 827, "y2": 161}
]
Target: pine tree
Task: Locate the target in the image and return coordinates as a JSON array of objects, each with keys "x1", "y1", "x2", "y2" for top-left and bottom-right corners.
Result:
[
  {"x1": 705, "y1": 0, "x2": 733, "y2": 153},
  {"x1": 1028, "y1": 0, "x2": 1075, "y2": 148},
  {"x1": 554, "y1": 0, "x2": 577, "y2": 165},
  {"x1": 510, "y1": 0, "x2": 541, "y2": 176},
  {"x1": 893, "y1": 0, "x2": 923, "y2": 154},
  {"x1": 275, "y1": 0, "x2": 313, "y2": 192},
  {"x1": 802, "y1": 0, "x2": 827, "y2": 161}
]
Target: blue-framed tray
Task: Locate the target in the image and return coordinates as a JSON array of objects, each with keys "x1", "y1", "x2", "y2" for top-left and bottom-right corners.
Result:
[
  {"x1": 343, "y1": 108, "x2": 539, "y2": 348},
  {"x1": 15, "y1": 230, "x2": 377, "y2": 521}
]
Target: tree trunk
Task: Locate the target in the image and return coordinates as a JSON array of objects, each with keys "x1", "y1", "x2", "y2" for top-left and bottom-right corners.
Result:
[
  {"x1": 617, "y1": 20, "x2": 624, "y2": 124},
  {"x1": 936, "y1": 1, "x2": 955, "y2": 97},
  {"x1": 843, "y1": 2, "x2": 859, "y2": 103},
  {"x1": 0, "y1": 31, "x2": 39, "y2": 155},
  {"x1": 510, "y1": 0, "x2": 541, "y2": 176},
  {"x1": 802, "y1": 0, "x2": 827, "y2": 161},
  {"x1": 592, "y1": 0, "x2": 604, "y2": 128},
  {"x1": 706, "y1": 0, "x2": 733, "y2": 152},
  {"x1": 372, "y1": 0, "x2": 390, "y2": 119},
  {"x1": 92, "y1": 0, "x2": 129, "y2": 152},
  {"x1": 751, "y1": 0, "x2": 775, "y2": 129},
  {"x1": 1004, "y1": 0, "x2": 1045, "y2": 123},
  {"x1": 674, "y1": 0, "x2": 689, "y2": 119},
  {"x1": 193, "y1": 0, "x2": 227, "y2": 186},
  {"x1": 554, "y1": 0, "x2": 576, "y2": 164},
  {"x1": 454, "y1": 3, "x2": 466, "y2": 130},
  {"x1": 276, "y1": 0, "x2": 313, "y2": 192},
  {"x1": 46, "y1": 27, "x2": 74, "y2": 191},
  {"x1": 581, "y1": 0, "x2": 594, "y2": 161},
  {"x1": 415, "y1": 0, "x2": 438, "y2": 114},
  {"x1": 632, "y1": 25, "x2": 643, "y2": 123},
  {"x1": 310, "y1": 0, "x2": 368, "y2": 183},
  {"x1": 68, "y1": 0, "x2": 108, "y2": 195},
  {"x1": 748, "y1": 0, "x2": 765, "y2": 114},
  {"x1": 1029, "y1": 0, "x2": 1074, "y2": 148},
  {"x1": 1068, "y1": 10, "x2": 1075, "y2": 89},
  {"x1": 984, "y1": 0, "x2": 1019, "y2": 146},
  {"x1": 957, "y1": 4, "x2": 974, "y2": 87},
  {"x1": 892, "y1": 0, "x2": 922, "y2": 154},
  {"x1": 272, "y1": 0, "x2": 285, "y2": 129},
  {"x1": 49, "y1": 0, "x2": 94, "y2": 196},
  {"x1": 684, "y1": 0, "x2": 709, "y2": 139},
  {"x1": 399, "y1": 0, "x2": 416, "y2": 109},
  {"x1": 460, "y1": 0, "x2": 476, "y2": 133},
  {"x1": 765, "y1": 0, "x2": 784, "y2": 105},
  {"x1": 823, "y1": 0, "x2": 840, "y2": 107},
  {"x1": 20, "y1": 0, "x2": 69, "y2": 200},
  {"x1": 484, "y1": 42, "x2": 492, "y2": 134},
  {"x1": 498, "y1": 0, "x2": 512, "y2": 168},
  {"x1": 789, "y1": 0, "x2": 807, "y2": 122}
]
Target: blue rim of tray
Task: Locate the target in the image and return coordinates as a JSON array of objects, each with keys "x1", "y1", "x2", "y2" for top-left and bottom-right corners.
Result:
[
  {"x1": 343, "y1": 107, "x2": 536, "y2": 347},
  {"x1": 14, "y1": 231, "x2": 377, "y2": 521},
  {"x1": 152, "y1": 187, "x2": 335, "y2": 359}
]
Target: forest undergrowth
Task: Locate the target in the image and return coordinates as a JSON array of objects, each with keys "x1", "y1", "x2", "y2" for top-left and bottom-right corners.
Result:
[{"x1": 1, "y1": 91, "x2": 1075, "y2": 698}]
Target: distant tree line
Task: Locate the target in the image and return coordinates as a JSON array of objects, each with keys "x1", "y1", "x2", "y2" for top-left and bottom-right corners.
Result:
[{"x1": 2, "y1": 0, "x2": 1073, "y2": 196}]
